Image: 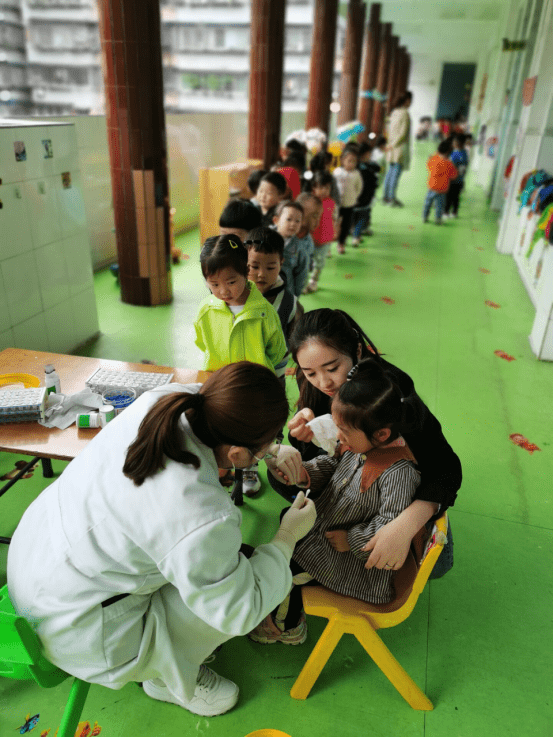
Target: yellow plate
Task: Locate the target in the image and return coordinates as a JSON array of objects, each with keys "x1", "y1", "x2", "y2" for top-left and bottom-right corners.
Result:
[
  {"x1": 245, "y1": 732, "x2": 291, "y2": 737},
  {"x1": 0, "y1": 373, "x2": 41, "y2": 388}
]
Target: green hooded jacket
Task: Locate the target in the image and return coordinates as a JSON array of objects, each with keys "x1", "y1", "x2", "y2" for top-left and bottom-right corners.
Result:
[{"x1": 194, "y1": 281, "x2": 287, "y2": 373}]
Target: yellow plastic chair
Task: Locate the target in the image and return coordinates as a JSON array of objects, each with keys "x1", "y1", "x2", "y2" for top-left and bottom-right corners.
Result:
[
  {"x1": 0, "y1": 584, "x2": 91, "y2": 737},
  {"x1": 290, "y1": 513, "x2": 448, "y2": 709}
]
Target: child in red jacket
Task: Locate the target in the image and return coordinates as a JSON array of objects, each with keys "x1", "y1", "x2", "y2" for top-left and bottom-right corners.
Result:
[{"x1": 423, "y1": 140, "x2": 458, "y2": 225}]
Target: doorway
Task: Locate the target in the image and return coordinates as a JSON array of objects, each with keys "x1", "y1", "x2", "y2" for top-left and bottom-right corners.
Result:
[{"x1": 436, "y1": 63, "x2": 477, "y2": 121}]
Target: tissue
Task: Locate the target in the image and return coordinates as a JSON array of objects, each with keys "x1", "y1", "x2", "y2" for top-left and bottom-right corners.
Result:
[{"x1": 306, "y1": 413, "x2": 339, "y2": 456}]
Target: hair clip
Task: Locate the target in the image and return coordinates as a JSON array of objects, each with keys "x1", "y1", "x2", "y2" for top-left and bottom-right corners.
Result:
[
  {"x1": 229, "y1": 239, "x2": 239, "y2": 249},
  {"x1": 347, "y1": 364, "x2": 359, "y2": 380}
]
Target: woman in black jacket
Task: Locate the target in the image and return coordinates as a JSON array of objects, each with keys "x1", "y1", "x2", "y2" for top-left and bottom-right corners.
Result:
[{"x1": 269, "y1": 308, "x2": 461, "y2": 577}]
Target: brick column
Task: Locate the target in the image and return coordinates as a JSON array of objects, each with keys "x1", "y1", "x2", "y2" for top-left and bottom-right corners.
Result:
[
  {"x1": 386, "y1": 35, "x2": 399, "y2": 113},
  {"x1": 98, "y1": 0, "x2": 172, "y2": 306},
  {"x1": 395, "y1": 46, "x2": 407, "y2": 97},
  {"x1": 337, "y1": 0, "x2": 366, "y2": 126},
  {"x1": 306, "y1": 0, "x2": 340, "y2": 134},
  {"x1": 356, "y1": 3, "x2": 381, "y2": 140},
  {"x1": 248, "y1": 0, "x2": 286, "y2": 168},
  {"x1": 371, "y1": 22, "x2": 392, "y2": 135}
]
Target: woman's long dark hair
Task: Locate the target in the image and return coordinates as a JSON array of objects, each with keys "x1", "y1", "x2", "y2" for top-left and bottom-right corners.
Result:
[
  {"x1": 333, "y1": 358, "x2": 413, "y2": 445},
  {"x1": 289, "y1": 309, "x2": 381, "y2": 416},
  {"x1": 123, "y1": 362, "x2": 288, "y2": 486}
]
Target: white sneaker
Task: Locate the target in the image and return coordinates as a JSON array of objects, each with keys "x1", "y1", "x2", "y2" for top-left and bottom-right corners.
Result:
[
  {"x1": 243, "y1": 465, "x2": 261, "y2": 497},
  {"x1": 143, "y1": 666, "x2": 239, "y2": 717}
]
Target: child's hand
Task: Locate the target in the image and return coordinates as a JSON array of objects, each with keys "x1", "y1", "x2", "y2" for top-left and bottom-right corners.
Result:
[
  {"x1": 266, "y1": 445, "x2": 307, "y2": 486},
  {"x1": 288, "y1": 409, "x2": 315, "y2": 443},
  {"x1": 325, "y1": 530, "x2": 350, "y2": 552}
]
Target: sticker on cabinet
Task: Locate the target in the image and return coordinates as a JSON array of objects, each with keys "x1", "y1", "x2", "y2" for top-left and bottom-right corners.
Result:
[
  {"x1": 62, "y1": 171, "x2": 72, "y2": 189},
  {"x1": 42, "y1": 139, "x2": 53, "y2": 158},
  {"x1": 14, "y1": 141, "x2": 26, "y2": 161}
]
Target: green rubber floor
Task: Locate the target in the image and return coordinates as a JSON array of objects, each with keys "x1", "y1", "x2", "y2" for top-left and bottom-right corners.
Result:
[{"x1": 1, "y1": 142, "x2": 552, "y2": 737}]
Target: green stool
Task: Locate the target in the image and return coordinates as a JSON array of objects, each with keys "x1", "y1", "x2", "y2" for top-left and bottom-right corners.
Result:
[{"x1": 0, "y1": 584, "x2": 90, "y2": 737}]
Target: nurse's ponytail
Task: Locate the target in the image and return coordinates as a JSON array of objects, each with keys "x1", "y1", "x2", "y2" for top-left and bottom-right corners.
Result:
[{"x1": 123, "y1": 361, "x2": 289, "y2": 486}]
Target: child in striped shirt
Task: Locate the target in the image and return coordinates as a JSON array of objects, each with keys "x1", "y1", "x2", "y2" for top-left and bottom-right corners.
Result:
[{"x1": 249, "y1": 358, "x2": 420, "y2": 645}]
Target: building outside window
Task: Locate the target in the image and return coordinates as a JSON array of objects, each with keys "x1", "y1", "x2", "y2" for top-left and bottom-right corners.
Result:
[{"x1": 0, "y1": 0, "x2": 344, "y2": 116}]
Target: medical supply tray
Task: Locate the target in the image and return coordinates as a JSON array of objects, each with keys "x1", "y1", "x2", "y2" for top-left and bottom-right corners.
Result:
[
  {"x1": 0, "y1": 387, "x2": 47, "y2": 423},
  {"x1": 84, "y1": 368, "x2": 174, "y2": 397}
]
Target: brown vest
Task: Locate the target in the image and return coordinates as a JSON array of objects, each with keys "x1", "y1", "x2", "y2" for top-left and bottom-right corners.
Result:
[{"x1": 360, "y1": 441, "x2": 417, "y2": 493}]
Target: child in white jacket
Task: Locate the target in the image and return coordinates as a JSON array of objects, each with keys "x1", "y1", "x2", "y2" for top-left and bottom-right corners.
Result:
[{"x1": 333, "y1": 149, "x2": 363, "y2": 254}]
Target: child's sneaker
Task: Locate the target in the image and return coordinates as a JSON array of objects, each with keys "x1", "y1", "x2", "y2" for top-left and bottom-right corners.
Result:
[
  {"x1": 243, "y1": 465, "x2": 261, "y2": 497},
  {"x1": 304, "y1": 279, "x2": 318, "y2": 293},
  {"x1": 248, "y1": 613, "x2": 307, "y2": 645},
  {"x1": 337, "y1": 244, "x2": 346, "y2": 254},
  {"x1": 351, "y1": 238, "x2": 360, "y2": 248},
  {"x1": 143, "y1": 665, "x2": 239, "y2": 717}
]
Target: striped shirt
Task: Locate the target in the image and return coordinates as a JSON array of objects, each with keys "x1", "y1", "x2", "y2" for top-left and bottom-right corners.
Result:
[{"x1": 293, "y1": 450, "x2": 420, "y2": 604}]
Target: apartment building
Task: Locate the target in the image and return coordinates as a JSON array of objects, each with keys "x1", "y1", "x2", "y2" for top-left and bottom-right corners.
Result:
[{"x1": 0, "y1": 0, "x2": 344, "y2": 117}]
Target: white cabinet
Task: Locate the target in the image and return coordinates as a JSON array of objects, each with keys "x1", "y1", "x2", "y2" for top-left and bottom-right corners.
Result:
[{"x1": 0, "y1": 120, "x2": 99, "y2": 353}]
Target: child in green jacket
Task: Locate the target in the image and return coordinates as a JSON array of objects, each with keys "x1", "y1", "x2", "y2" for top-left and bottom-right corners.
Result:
[{"x1": 194, "y1": 235, "x2": 287, "y2": 496}]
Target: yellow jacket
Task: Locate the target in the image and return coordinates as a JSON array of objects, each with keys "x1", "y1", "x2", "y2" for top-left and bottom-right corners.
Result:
[{"x1": 194, "y1": 281, "x2": 287, "y2": 373}]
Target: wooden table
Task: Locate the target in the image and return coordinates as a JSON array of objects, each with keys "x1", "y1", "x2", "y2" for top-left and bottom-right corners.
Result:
[
  {"x1": 0, "y1": 348, "x2": 209, "y2": 543},
  {"x1": 0, "y1": 348, "x2": 208, "y2": 462}
]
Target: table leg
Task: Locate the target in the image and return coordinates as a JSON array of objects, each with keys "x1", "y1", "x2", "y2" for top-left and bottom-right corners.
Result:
[
  {"x1": 41, "y1": 457, "x2": 54, "y2": 478},
  {"x1": 0, "y1": 456, "x2": 41, "y2": 499}
]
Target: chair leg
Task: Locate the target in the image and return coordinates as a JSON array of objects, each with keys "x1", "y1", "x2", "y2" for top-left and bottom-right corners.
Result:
[
  {"x1": 58, "y1": 678, "x2": 91, "y2": 737},
  {"x1": 355, "y1": 619, "x2": 433, "y2": 711},
  {"x1": 290, "y1": 616, "x2": 345, "y2": 700}
]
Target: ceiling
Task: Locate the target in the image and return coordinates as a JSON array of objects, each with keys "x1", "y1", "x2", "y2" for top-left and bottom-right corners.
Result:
[{"x1": 363, "y1": 0, "x2": 506, "y2": 61}]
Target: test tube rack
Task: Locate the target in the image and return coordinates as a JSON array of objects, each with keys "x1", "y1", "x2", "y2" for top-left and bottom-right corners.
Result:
[
  {"x1": 0, "y1": 387, "x2": 47, "y2": 423},
  {"x1": 85, "y1": 368, "x2": 174, "y2": 397}
]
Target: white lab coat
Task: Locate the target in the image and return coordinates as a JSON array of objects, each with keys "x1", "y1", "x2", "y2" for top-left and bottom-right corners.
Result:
[{"x1": 7, "y1": 384, "x2": 292, "y2": 702}]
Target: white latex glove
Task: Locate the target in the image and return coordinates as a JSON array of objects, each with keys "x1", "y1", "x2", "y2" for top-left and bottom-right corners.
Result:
[
  {"x1": 288, "y1": 408, "x2": 315, "y2": 443},
  {"x1": 270, "y1": 492, "x2": 317, "y2": 560},
  {"x1": 265, "y1": 444, "x2": 304, "y2": 486}
]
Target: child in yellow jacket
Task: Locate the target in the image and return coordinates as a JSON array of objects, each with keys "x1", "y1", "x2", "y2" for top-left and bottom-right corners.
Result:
[{"x1": 194, "y1": 235, "x2": 287, "y2": 496}]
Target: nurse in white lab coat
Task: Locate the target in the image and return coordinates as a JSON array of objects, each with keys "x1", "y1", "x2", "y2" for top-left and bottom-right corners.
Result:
[{"x1": 7, "y1": 361, "x2": 316, "y2": 717}]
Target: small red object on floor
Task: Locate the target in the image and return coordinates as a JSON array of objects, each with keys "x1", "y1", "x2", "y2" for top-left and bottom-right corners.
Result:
[
  {"x1": 402, "y1": 242, "x2": 411, "y2": 248},
  {"x1": 476, "y1": 246, "x2": 484, "y2": 251},
  {"x1": 381, "y1": 296, "x2": 395, "y2": 304},
  {"x1": 472, "y1": 227, "x2": 480, "y2": 232},
  {"x1": 393, "y1": 265, "x2": 404, "y2": 271},
  {"x1": 509, "y1": 434, "x2": 541, "y2": 454},
  {"x1": 479, "y1": 267, "x2": 490, "y2": 274},
  {"x1": 344, "y1": 273, "x2": 353, "y2": 279},
  {"x1": 485, "y1": 300, "x2": 501, "y2": 308},
  {"x1": 494, "y1": 350, "x2": 516, "y2": 362}
]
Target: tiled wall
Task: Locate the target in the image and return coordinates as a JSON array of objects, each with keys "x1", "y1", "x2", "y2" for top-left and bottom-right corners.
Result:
[{"x1": 0, "y1": 120, "x2": 99, "y2": 354}]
